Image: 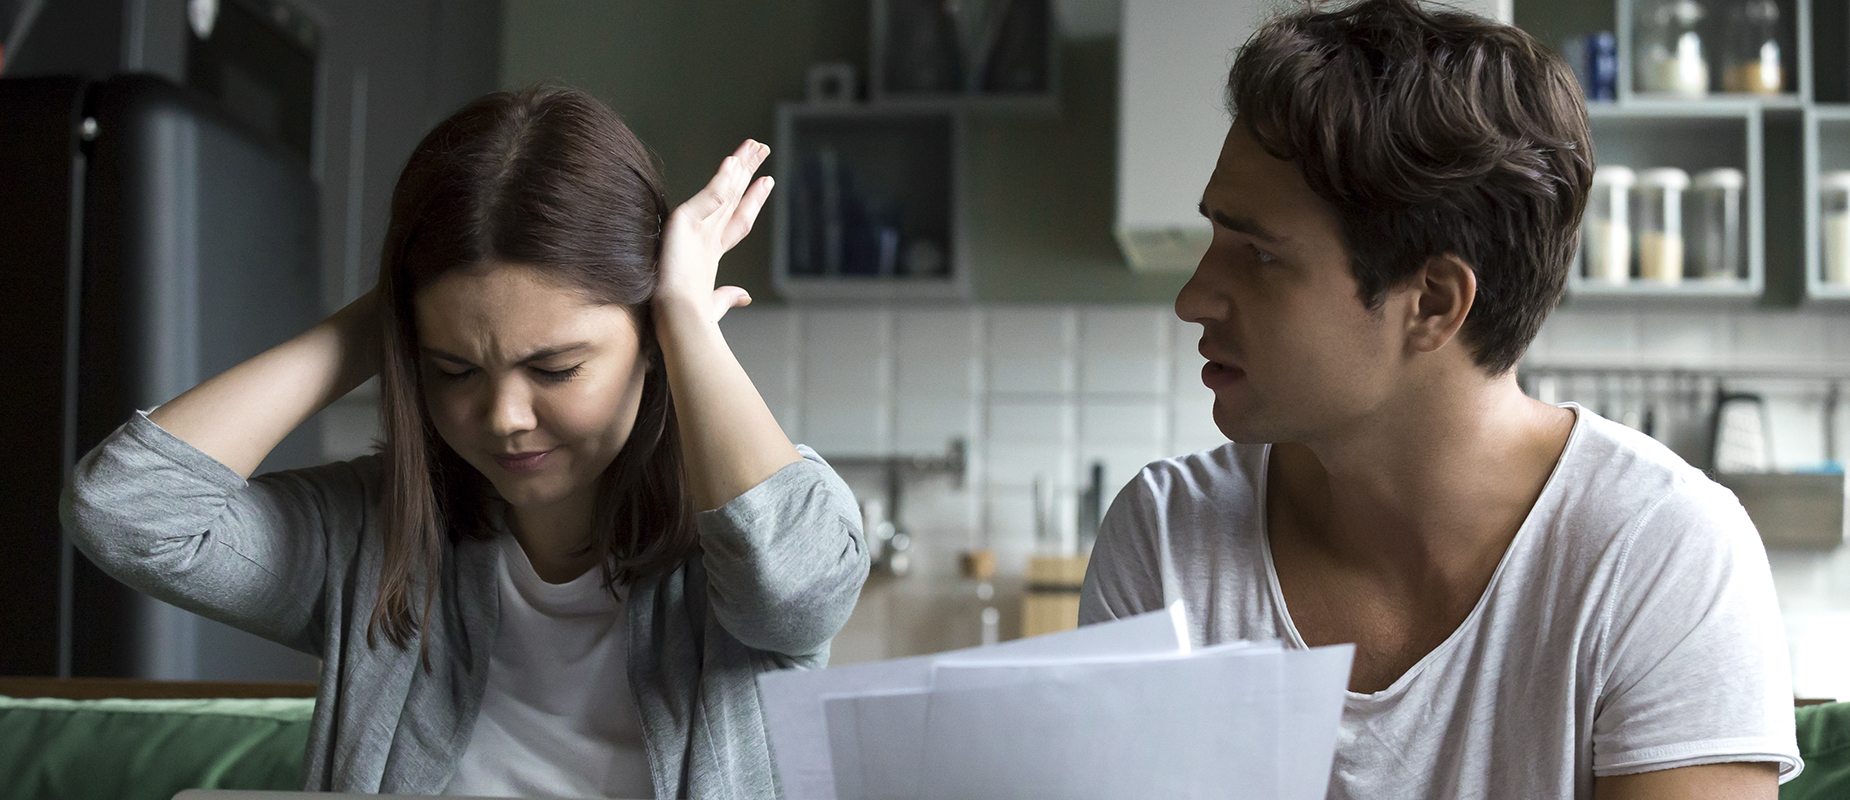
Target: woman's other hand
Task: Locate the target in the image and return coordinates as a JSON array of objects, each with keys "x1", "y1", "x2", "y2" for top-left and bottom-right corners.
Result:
[{"x1": 655, "y1": 139, "x2": 774, "y2": 323}]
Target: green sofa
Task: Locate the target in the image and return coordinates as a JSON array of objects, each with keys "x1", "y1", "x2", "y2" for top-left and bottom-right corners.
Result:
[
  {"x1": 1, "y1": 694, "x2": 1846, "y2": 799},
  {"x1": 0, "y1": 695, "x2": 309, "y2": 800},
  {"x1": 1785, "y1": 701, "x2": 1850, "y2": 799}
]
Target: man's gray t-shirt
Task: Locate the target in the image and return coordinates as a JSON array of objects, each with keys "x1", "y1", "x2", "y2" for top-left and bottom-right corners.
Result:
[{"x1": 1080, "y1": 405, "x2": 1801, "y2": 799}]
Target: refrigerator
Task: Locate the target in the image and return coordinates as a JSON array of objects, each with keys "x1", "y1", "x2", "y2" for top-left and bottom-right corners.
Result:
[{"x1": 1, "y1": 72, "x2": 325, "y2": 681}]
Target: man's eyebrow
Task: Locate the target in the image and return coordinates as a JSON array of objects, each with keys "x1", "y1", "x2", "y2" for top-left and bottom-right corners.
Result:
[
  {"x1": 1198, "y1": 200, "x2": 1286, "y2": 244},
  {"x1": 422, "y1": 343, "x2": 592, "y2": 366}
]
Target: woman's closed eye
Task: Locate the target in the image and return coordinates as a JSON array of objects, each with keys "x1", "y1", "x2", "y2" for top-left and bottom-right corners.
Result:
[
  {"x1": 431, "y1": 364, "x2": 583, "y2": 383},
  {"x1": 532, "y1": 364, "x2": 584, "y2": 383}
]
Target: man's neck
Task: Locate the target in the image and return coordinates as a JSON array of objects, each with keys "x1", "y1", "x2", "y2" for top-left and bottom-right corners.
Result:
[{"x1": 1270, "y1": 372, "x2": 1576, "y2": 589}]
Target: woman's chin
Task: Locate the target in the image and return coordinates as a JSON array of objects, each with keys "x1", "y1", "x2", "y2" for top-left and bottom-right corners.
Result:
[{"x1": 485, "y1": 475, "x2": 570, "y2": 511}]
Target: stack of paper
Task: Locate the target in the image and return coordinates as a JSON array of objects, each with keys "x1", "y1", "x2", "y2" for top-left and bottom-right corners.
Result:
[{"x1": 758, "y1": 603, "x2": 1354, "y2": 800}]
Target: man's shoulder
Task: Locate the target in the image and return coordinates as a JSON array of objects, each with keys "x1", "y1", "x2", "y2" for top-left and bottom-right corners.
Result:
[
  {"x1": 1125, "y1": 440, "x2": 1269, "y2": 509},
  {"x1": 1550, "y1": 408, "x2": 1759, "y2": 560}
]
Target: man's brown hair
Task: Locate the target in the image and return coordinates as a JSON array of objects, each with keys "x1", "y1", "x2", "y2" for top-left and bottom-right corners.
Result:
[{"x1": 1228, "y1": 0, "x2": 1593, "y2": 374}]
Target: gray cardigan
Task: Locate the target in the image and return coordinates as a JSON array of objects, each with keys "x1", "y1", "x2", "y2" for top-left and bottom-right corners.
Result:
[{"x1": 62, "y1": 412, "x2": 869, "y2": 798}]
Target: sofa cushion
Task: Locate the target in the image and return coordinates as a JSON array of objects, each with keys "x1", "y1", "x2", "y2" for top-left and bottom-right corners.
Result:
[
  {"x1": 0, "y1": 695, "x2": 311, "y2": 800},
  {"x1": 1783, "y1": 702, "x2": 1850, "y2": 799}
]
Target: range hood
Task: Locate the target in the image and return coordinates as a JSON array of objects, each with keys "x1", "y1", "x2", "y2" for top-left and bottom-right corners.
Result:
[{"x1": 1114, "y1": 0, "x2": 1512, "y2": 273}]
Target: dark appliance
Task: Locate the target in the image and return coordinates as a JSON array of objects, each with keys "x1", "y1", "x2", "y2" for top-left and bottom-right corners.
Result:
[{"x1": 1, "y1": 73, "x2": 323, "y2": 680}]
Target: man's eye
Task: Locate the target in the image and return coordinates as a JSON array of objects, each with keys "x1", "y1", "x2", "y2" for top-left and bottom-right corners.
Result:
[{"x1": 1250, "y1": 244, "x2": 1277, "y2": 264}]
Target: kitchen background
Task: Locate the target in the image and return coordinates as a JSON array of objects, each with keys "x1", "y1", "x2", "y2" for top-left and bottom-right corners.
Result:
[{"x1": 4, "y1": 0, "x2": 1847, "y2": 700}]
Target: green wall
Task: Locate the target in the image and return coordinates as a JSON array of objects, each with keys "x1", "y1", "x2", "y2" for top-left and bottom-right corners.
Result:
[{"x1": 499, "y1": 1, "x2": 1194, "y2": 304}]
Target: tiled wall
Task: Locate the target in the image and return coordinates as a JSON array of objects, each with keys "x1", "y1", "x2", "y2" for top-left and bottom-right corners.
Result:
[{"x1": 320, "y1": 302, "x2": 1850, "y2": 695}]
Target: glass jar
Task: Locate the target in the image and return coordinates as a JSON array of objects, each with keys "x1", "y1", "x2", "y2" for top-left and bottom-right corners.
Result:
[
  {"x1": 1721, "y1": 0, "x2": 1782, "y2": 94},
  {"x1": 1636, "y1": 0, "x2": 1709, "y2": 96},
  {"x1": 1688, "y1": 167, "x2": 1743, "y2": 280},
  {"x1": 1822, "y1": 171, "x2": 1850, "y2": 287},
  {"x1": 1586, "y1": 166, "x2": 1635, "y2": 284},
  {"x1": 1634, "y1": 168, "x2": 1690, "y2": 284}
]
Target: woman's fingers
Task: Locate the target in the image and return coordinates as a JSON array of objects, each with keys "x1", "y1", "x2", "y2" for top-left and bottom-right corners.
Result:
[
  {"x1": 722, "y1": 176, "x2": 775, "y2": 251},
  {"x1": 682, "y1": 141, "x2": 769, "y2": 228}
]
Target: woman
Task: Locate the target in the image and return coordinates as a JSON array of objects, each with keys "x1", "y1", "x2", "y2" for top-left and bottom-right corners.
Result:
[{"x1": 63, "y1": 86, "x2": 868, "y2": 798}]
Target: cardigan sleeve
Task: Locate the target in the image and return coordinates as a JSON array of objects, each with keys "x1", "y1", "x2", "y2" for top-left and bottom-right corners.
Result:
[
  {"x1": 61, "y1": 411, "x2": 375, "y2": 656},
  {"x1": 693, "y1": 445, "x2": 869, "y2": 657}
]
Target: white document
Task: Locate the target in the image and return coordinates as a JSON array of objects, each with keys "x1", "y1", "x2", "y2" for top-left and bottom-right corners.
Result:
[
  {"x1": 823, "y1": 641, "x2": 1352, "y2": 800},
  {"x1": 1275, "y1": 643, "x2": 1354, "y2": 800},
  {"x1": 916, "y1": 642, "x2": 1285, "y2": 800},
  {"x1": 760, "y1": 602, "x2": 1191, "y2": 800},
  {"x1": 823, "y1": 689, "x2": 930, "y2": 800}
]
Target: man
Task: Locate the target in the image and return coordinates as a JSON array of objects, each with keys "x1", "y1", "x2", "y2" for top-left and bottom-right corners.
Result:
[{"x1": 1078, "y1": 1, "x2": 1801, "y2": 797}]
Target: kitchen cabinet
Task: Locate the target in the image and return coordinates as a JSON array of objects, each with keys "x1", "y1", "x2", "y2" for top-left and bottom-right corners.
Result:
[
  {"x1": 773, "y1": 103, "x2": 969, "y2": 300},
  {"x1": 1113, "y1": 0, "x2": 1510, "y2": 274},
  {"x1": 1517, "y1": 0, "x2": 1850, "y2": 304}
]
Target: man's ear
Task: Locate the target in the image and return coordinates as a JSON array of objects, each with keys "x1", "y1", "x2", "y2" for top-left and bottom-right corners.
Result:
[{"x1": 1406, "y1": 253, "x2": 1476, "y2": 355}]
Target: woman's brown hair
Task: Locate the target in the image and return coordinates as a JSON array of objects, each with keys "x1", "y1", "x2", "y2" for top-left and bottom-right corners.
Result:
[{"x1": 368, "y1": 85, "x2": 693, "y2": 654}]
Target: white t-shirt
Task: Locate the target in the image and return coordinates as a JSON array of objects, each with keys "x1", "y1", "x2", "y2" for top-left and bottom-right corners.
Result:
[
  {"x1": 1079, "y1": 404, "x2": 1802, "y2": 800},
  {"x1": 442, "y1": 534, "x2": 654, "y2": 799}
]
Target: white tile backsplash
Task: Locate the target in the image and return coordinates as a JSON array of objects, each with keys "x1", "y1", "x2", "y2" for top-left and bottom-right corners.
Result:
[
  {"x1": 894, "y1": 394, "x2": 978, "y2": 454},
  {"x1": 896, "y1": 309, "x2": 981, "y2": 397},
  {"x1": 1540, "y1": 308, "x2": 1639, "y2": 362},
  {"x1": 1734, "y1": 312, "x2": 1828, "y2": 364},
  {"x1": 986, "y1": 399, "x2": 1074, "y2": 445},
  {"x1": 800, "y1": 309, "x2": 892, "y2": 455},
  {"x1": 985, "y1": 307, "x2": 1076, "y2": 394},
  {"x1": 1634, "y1": 311, "x2": 1734, "y2": 363},
  {"x1": 984, "y1": 440, "x2": 1073, "y2": 487},
  {"x1": 1080, "y1": 307, "x2": 1170, "y2": 394},
  {"x1": 1080, "y1": 399, "x2": 1166, "y2": 446},
  {"x1": 719, "y1": 308, "x2": 801, "y2": 438}
]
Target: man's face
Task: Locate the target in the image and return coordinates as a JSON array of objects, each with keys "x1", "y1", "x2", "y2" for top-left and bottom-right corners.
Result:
[{"x1": 1176, "y1": 123, "x2": 1407, "y2": 444}]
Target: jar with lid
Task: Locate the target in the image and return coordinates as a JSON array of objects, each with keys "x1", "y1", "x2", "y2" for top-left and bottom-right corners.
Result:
[
  {"x1": 1688, "y1": 167, "x2": 1743, "y2": 280},
  {"x1": 1821, "y1": 171, "x2": 1850, "y2": 287},
  {"x1": 1636, "y1": 0, "x2": 1709, "y2": 96},
  {"x1": 1634, "y1": 168, "x2": 1690, "y2": 284},
  {"x1": 1585, "y1": 166, "x2": 1635, "y2": 284},
  {"x1": 1721, "y1": 0, "x2": 1783, "y2": 94}
]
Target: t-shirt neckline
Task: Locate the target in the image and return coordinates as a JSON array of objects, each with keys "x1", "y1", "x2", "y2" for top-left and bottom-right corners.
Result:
[{"x1": 1254, "y1": 402, "x2": 1589, "y2": 702}]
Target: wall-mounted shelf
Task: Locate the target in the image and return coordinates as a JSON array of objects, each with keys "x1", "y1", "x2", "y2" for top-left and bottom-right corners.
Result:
[
  {"x1": 869, "y1": 0, "x2": 1059, "y2": 115},
  {"x1": 1524, "y1": 0, "x2": 1850, "y2": 303},
  {"x1": 1567, "y1": 101, "x2": 1766, "y2": 298},
  {"x1": 1804, "y1": 105, "x2": 1850, "y2": 301},
  {"x1": 771, "y1": 103, "x2": 970, "y2": 301}
]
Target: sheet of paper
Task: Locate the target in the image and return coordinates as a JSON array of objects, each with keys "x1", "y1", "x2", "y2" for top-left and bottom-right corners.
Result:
[
  {"x1": 760, "y1": 601, "x2": 1190, "y2": 800},
  {"x1": 915, "y1": 642, "x2": 1286, "y2": 800},
  {"x1": 823, "y1": 641, "x2": 1279, "y2": 800},
  {"x1": 1276, "y1": 644, "x2": 1354, "y2": 800},
  {"x1": 823, "y1": 689, "x2": 930, "y2": 800}
]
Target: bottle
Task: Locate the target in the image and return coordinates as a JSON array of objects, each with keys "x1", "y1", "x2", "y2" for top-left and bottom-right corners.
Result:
[
  {"x1": 1688, "y1": 168, "x2": 1743, "y2": 280},
  {"x1": 1636, "y1": 0, "x2": 1709, "y2": 96},
  {"x1": 1634, "y1": 168, "x2": 1691, "y2": 284},
  {"x1": 1721, "y1": 0, "x2": 1782, "y2": 94},
  {"x1": 885, "y1": 0, "x2": 965, "y2": 94},
  {"x1": 1586, "y1": 166, "x2": 1635, "y2": 284},
  {"x1": 1821, "y1": 171, "x2": 1850, "y2": 286}
]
